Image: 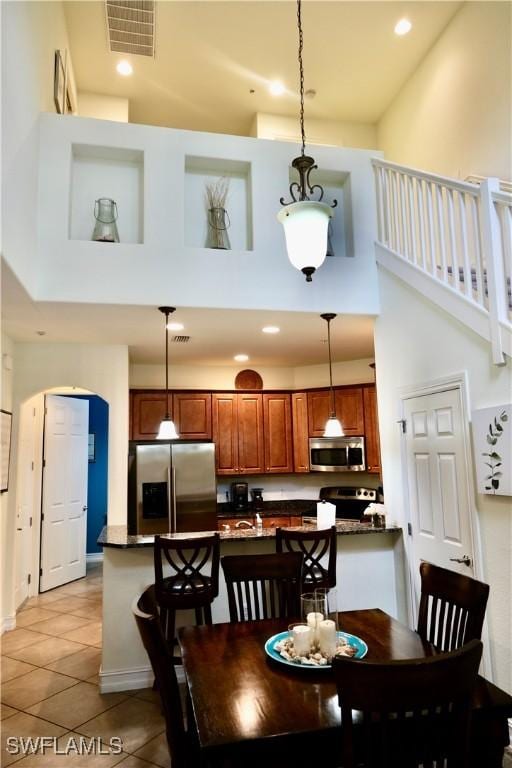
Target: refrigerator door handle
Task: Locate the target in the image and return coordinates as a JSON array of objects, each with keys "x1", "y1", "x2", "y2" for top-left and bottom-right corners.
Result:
[{"x1": 172, "y1": 466, "x2": 177, "y2": 532}]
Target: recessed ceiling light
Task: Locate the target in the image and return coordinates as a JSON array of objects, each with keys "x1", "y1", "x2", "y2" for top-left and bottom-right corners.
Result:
[
  {"x1": 234, "y1": 354, "x2": 249, "y2": 362},
  {"x1": 116, "y1": 60, "x2": 133, "y2": 76},
  {"x1": 269, "y1": 80, "x2": 285, "y2": 96},
  {"x1": 167, "y1": 322, "x2": 184, "y2": 331},
  {"x1": 394, "y1": 18, "x2": 412, "y2": 36},
  {"x1": 262, "y1": 326, "x2": 280, "y2": 334}
]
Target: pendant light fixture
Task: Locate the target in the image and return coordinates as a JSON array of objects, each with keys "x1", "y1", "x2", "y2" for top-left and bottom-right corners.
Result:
[
  {"x1": 321, "y1": 313, "x2": 344, "y2": 437},
  {"x1": 156, "y1": 306, "x2": 179, "y2": 440},
  {"x1": 277, "y1": 0, "x2": 337, "y2": 282}
]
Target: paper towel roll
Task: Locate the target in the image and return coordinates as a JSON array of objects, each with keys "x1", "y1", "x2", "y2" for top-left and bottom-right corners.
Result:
[{"x1": 317, "y1": 501, "x2": 336, "y2": 529}]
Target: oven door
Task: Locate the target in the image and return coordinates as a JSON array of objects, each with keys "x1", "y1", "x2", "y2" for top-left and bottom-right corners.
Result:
[{"x1": 309, "y1": 438, "x2": 365, "y2": 472}]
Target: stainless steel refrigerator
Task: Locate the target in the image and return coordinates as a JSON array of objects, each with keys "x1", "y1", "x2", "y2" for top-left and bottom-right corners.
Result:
[{"x1": 128, "y1": 441, "x2": 217, "y2": 535}]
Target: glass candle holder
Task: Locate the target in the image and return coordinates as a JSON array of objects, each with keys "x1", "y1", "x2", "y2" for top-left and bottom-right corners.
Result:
[{"x1": 301, "y1": 592, "x2": 325, "y2": 647}]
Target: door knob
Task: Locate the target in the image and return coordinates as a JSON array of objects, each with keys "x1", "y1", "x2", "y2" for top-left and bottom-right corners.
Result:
[{"x1": 449, "y1": 555, "x2": 472, "y2": 567}]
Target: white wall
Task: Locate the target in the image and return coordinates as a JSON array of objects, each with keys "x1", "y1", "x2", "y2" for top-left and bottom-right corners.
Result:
[
  {"x1": 1, "y1": 334, "x2": 15, "y2": 631},
  {"x1": 377, "y1": 2, "x2": 512, "y2": 180},
  {"x1": 374, "y1": 268, "x2": 512, "y2": 694},
  {"x1": 1, "y1": 0, "x2": 73, "y2": 293},
  {"x1": 78, "y1": 92, "x2": 129, "y2": 123},
  {"x1": 251, "y1": 112, "x2": 378, "y2": 150}
]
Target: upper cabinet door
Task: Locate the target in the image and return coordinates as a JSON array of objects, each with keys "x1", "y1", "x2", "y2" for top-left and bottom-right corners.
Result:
[
  {"x1": 335, "y1": 387, "x2": 364, "y2": 435},
  {"x1": 307, "y1": 390, "x2": 331, "y2": 437},
  {"x1": 363, "y1": 385, "x2": 381, "y2": 474},
  {"x1": 237, "y1": 394, "x2": 265, "y2": 474},
  {"x1": 132, "y1": 391, "x2": 169, "y2": 440},
  {"x1": 291, "y1": 392, "x2": 310, "y2": 472},
  {"x1": 212, "y1": 394, "x2": 239, "y2": 474},
  {"x1": 263, "y1": 394, "x2": 293, "y2": 473},
  {"x1": 173, "y1": 393, "x2": 212, "y2": 440}
]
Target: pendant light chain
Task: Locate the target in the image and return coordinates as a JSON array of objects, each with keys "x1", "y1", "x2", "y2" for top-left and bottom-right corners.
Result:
[
  {"x1": 327, "y1": 317, "x2": 336, "y2": 417},
  {"x1": 296, "y1": 0, "x2": 306, "y2": 158}
]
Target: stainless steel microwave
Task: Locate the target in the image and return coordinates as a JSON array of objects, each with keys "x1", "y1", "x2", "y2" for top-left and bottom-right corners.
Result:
[{"x1": 309, "y1": 436, "x2": 366, "y2": 472}]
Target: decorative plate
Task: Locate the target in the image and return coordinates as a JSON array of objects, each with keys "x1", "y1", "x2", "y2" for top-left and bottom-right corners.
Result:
[{"x1": 264, "y1": 631, "x2": 368, "y2": 669}]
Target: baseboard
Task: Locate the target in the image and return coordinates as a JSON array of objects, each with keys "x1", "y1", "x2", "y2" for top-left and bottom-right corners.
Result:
[
  {"x1": 86, "y1": 553, "x2": 104, "y2": 564},
  {"x1": 508, "y1": 718, "x2": 512, "y2": 747},
  {"x1": 99, "y1": 665, "x2": 154, "y2": 694},
  {"x1": 1, "y1": 615, "x2": 16, "y2": 634}
]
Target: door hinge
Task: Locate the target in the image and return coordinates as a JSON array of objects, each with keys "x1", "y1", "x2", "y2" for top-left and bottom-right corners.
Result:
[
  {"x1": 41, "y1": 513, "x2": 44, "y2": 521},
  {"x1": 407, "y1": 522, "x2": 413, "y2": 536},
  {"x1": 42, "y1": 458, "x2": 46, "y2": 468},
  {"x1": 31, "y1": 461, "x2": 34, "y2": 471},
  {"x1": 33, "y1": 407, "x2": 36, "y2": 417},
  {"x1": 28, "y1": 574, "x2": 31, "y2": 585},
  {"x1": 40, "y1": 568, "x2": 43, "y2": 576},
  {"x1": 398, "y1": 419, "x2": 407, "y2": 434},
  {"x1": 29, "y1": 517, "x2": 32, "y2": 527}
]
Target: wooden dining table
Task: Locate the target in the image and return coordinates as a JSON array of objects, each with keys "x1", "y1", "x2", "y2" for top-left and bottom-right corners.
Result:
[{"x1": 178, "y1": 608, "x2": 512, "y2": 767}]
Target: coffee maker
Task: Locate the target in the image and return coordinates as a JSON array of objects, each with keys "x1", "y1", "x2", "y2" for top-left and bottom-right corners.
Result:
[{"x1": 231, "y1": 482, "x2": 249, "y2": 512}]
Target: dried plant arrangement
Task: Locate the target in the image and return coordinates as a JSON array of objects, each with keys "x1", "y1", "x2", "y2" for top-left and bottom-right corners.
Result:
[{"x1": 205, "y1": 177, "x2": 231, "y2": 249}]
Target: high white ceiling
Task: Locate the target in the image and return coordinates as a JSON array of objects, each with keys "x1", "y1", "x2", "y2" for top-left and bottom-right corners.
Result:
[
  {"x1": 2, "y1": 264, "x2": 375, "y2": 366},
  {"x1": 64, "y1": 1, "x2": 462, "y2": 135}
]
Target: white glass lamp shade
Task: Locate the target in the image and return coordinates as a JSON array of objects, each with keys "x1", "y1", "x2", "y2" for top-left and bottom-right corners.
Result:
[
  {"x1": 323, "y1": 416, "x2": 344, "y2": 437},
  {"x1": 156, "y1": 418, "x2": 179, "y2": 440},
  {"x1": 277, "y1": 201, "x2": 333, "y2": 275}
]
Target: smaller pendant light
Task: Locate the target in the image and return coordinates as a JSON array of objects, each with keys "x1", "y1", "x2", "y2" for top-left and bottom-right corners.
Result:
[
  {"x1": 321, "y1": 313, "x2": 344, "y2": 437},
  {"x1": 156, "y1": 306, "x2": 179, "y2": 440}
]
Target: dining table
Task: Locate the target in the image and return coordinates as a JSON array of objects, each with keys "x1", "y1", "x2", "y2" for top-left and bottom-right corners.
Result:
[{"x1": 178, "y1": 608, "x2": 512, "y2": 767}]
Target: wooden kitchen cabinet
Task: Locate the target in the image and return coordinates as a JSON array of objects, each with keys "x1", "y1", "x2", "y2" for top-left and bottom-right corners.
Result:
[
  {"x1": 363, "y1": 384, "x2": 381, "y2": 474},
  {"x1": 291, "y1": 392, "x2": 309, "y2": 472},
  {"x1": 212, "y1": 394, "x2": 239, "y2": 474},
  {"x1": 263, "y1": 393, "x2": 293, "y2": 473},
  {"x1": 238, "y1": 394, "x2": 265, "y2": 474},
  {"x1": 335, "y1": 387, "x2": 364, "y2": 435},
  {"x1": 173, "y1": 392, "x2": 212, "y2": 439},
  {"x1": 212, "y1": 393, "x2": 264, "y2": 475},
  {"x1": 131, "y1": 391, "x2": 168, "y2": 440},
  {"x1": 263, "y1": 515, "x2": 302, "y2": 528},
  {"x1": 307, "y1": 390, "x2": 331, "y2": 437}
]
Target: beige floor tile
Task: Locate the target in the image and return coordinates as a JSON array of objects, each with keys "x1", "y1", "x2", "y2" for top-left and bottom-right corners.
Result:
[
  {"x1": 27, "y1": 681, "x2": 129, "y2": 730},
  {"x1": 29, "y1": 614, "x2": 92, "y2": 637},
  {"x1": 7, "y1": 636, "x2": 88, "y2": 666},
  {"x1": 1, "y1": 667, "x2": 78, "y2": 709},
  {"x1": 131, "y1": 689, "x2": 159, "y2": 704},
  {"x1": 86, "y1": 674, "x2": 100, "y2": 686},
  {"x1": 16, "y1": 609, "x2": 61, "y2": 628},
  {"x1": 69, "y1": 602, "x2": 103, "y2": 621},
  {"x1": 1, "y1": 711, "x2": 67, "y2": 767},
  {"x1": 4, "y1": 731, "x2": 128, "y2": 768},
  {"x1": 59, "y1": 582, "x2": 102, "y2": 598},
  {"x1": 18, "y1": 593, "x2": 68, "y2": 611},
  {"x1": 115, "y1": 756, "x2": 159, "y2": 768},
  {"x1": 1, "y1": 629, "x2": 46, "y2": 656},
  {"x1": 1, "y1": 656, "x2": 37, "y2": 683},
  {"x1": 76, "y1": 697, "x2": 165, "y2": 754},
  {"x1": 1, "y1": 703, "x2": 19, "y2": 720},
  {"x1": 45, "y1": 647, "x2": 101, "y2": 681},
  {"x1": 134, "y1": 733, "x2": 170, "y2": 768},
  {"x1": 61, "y1": 621, "x2": 102, "y2": 647},
  {"x1": 44, "y1": 596, "x2": 97, "y2": 614}
]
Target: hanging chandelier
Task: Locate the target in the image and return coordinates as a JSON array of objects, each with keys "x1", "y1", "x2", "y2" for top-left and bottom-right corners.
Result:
[
  {"x1": 321, "y1": 313, "x2": 344, "y2": 437},
  {"x1": 156, "y1": 306, "x2": 179, "y2": 440},
  {"x1": 277, "y1": 0, "x2": 337, "y2": 282}
]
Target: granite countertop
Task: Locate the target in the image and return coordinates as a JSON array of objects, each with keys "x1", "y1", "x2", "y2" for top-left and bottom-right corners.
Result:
[{"x1": 98, "y1": 521, "x2": 401, "y2": 548}]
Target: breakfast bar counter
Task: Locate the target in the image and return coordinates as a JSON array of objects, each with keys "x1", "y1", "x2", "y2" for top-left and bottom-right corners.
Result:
[{"x1": 98, "y1": 522, "x2": 406, "y2": 694}]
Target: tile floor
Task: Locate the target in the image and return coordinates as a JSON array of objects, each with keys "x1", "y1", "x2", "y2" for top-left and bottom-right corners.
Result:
[{"x1": 1, "y1": 563, "x2": 170, "y2": 768}]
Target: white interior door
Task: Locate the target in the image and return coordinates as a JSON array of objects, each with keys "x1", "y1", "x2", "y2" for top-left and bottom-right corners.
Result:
[
  {"x1": 403, "y1": 387, "x2": 476, "y2": 611},
  {"x1": 40, "y1": 395, "x2": 89, "y2": 592},
  {"x1": 14, "y1": 401, "x2": 39, "y2": 607}
]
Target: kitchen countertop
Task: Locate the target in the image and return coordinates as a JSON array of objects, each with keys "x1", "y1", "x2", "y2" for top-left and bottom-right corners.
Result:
[{"x1": 98, "y1": 521, "x2": 401, "y2": 548}]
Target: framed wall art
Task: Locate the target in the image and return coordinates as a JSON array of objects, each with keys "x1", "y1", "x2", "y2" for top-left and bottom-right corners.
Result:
[
  {"x1": 54, "y1": 49, "x2": 66, "y2": 114},
  {"x1": 1, "y1": 409, "x2": 12, "y2": 493},
  {"x1": 472, "y1": 404, "x2": 511, "y2": 496}
]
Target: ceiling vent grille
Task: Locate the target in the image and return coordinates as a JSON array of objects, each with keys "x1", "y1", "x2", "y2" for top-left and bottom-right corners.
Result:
[
  {"x1": 105, "y1": 1, "x2": 155, "y2": 58},
  {"x1": 172, "y1": 335, "x2": 190, "y2": 343}
]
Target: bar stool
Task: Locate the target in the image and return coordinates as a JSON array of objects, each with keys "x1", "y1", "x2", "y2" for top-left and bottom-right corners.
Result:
[
  {"x1": 275, "y1": 525, "x2": 337, "y2": 590},
  {"x1": 154, "y1": 533, "x2": 220, "y2": 662}
]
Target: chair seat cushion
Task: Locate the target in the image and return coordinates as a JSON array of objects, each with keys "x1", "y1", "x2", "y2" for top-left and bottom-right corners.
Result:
[{"x1": 160, "y1": 575, "x2": 214, "y2": 595}]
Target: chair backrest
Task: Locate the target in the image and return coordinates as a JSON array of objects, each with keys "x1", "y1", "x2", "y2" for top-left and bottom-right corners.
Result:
[
  {"x1": 221, "y1": 552, "x2": 303, "y2": 622},
  {"x1": 275, "y1": 525, "x2": 337, "y2": 589},
  {"x1": 417, "y1": 561, "x2": 489, "y2": 651},
  {"x1": 132, "y1": 585, "x2": 188, "y2": 768},
  {"x1": 333, "y1": 639, "x2": 483, "y2": 768},
  {"x1": 154, "y1": 533, "x2": 220, "y2": 603}
]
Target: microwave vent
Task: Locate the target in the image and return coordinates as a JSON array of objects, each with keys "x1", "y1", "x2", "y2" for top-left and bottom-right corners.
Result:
[
  {"x1": 172, "y1": 335, "x2": 190, "y2": 343},
  {"x1": 105, "y1": 0, "x2": 155, "y2": 58}
]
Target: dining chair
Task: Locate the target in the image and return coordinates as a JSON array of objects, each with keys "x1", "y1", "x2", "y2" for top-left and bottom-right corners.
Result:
[
  {"x1": 417, "y1": 560, "x2": 489, "y2": 651},
  {"x1": 154, "y1": 533, "x2": 220, "y2": 659},
  {"x1": 275, "y1": 525, "x2": 336, "y2": 590},
  {"x1": 221, "y1": 551, "x2": 303, "y2": 622},
  {"x1": 333, "y1": 638, "x2": 483, "y2": 768},
  {"x1": 132, "y1": 585, "x2": 197, "y2": 768}
]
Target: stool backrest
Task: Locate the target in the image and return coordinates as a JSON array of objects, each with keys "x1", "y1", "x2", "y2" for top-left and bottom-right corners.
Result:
[
  {"x1": 333, "y1": 638, "x2": 483, "y2": 768},
  {"x1": 417, "y1": 561, "x2": 489, "y2": 651},
  {"x1": 154, "y1": 533, "x2": 220, "y2": 600},
  {"x1": 221, "y1": 552, "x2": 303, "y2": 622},
  {"x1": 276, "y1": 525, "x2": 336, "y2": 589}
]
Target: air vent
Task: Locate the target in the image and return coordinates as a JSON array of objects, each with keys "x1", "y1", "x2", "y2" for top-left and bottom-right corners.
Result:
[
  {"x1": 105, "y1": 1, "x2": 155, "y2": 58},
  {"x1": 173, "y1": 335, "x2": 190, "y2": 343}
]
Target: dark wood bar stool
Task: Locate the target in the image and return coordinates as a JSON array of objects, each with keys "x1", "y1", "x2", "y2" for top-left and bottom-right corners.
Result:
[
  {"x1": 275, "y1": 525, "x2": 337, "y2": 590},
  {"x1": 221, "y1": 552, "x2": 303, "y2": 622},
  {"x1": 154, "y1": 533, "x2": 220, "y2": 660},
  {"x1": 417, "y1": 561, "x2": 489, "y2": 651}
]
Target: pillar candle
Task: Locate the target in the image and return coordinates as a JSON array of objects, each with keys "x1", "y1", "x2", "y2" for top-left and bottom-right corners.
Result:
[
  {"x1": 307, "y1": 611, "x2": 324, "y2": 643},
  {"x1": 292, "y1": 624, "x2": 313, "y2": 656},
  {"x1": 318, "y1": 618, "x2": 337, "y2": 658}
]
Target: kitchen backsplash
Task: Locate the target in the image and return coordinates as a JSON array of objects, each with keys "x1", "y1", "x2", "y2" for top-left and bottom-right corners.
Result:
[{"x1": 216, "y1": 472, "x2": 382, "y2": 503}]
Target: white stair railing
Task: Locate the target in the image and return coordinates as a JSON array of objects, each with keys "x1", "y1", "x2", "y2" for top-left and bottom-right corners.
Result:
[{"x1": 372, "y1": 159, "x2": 512, "y2": 364}]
